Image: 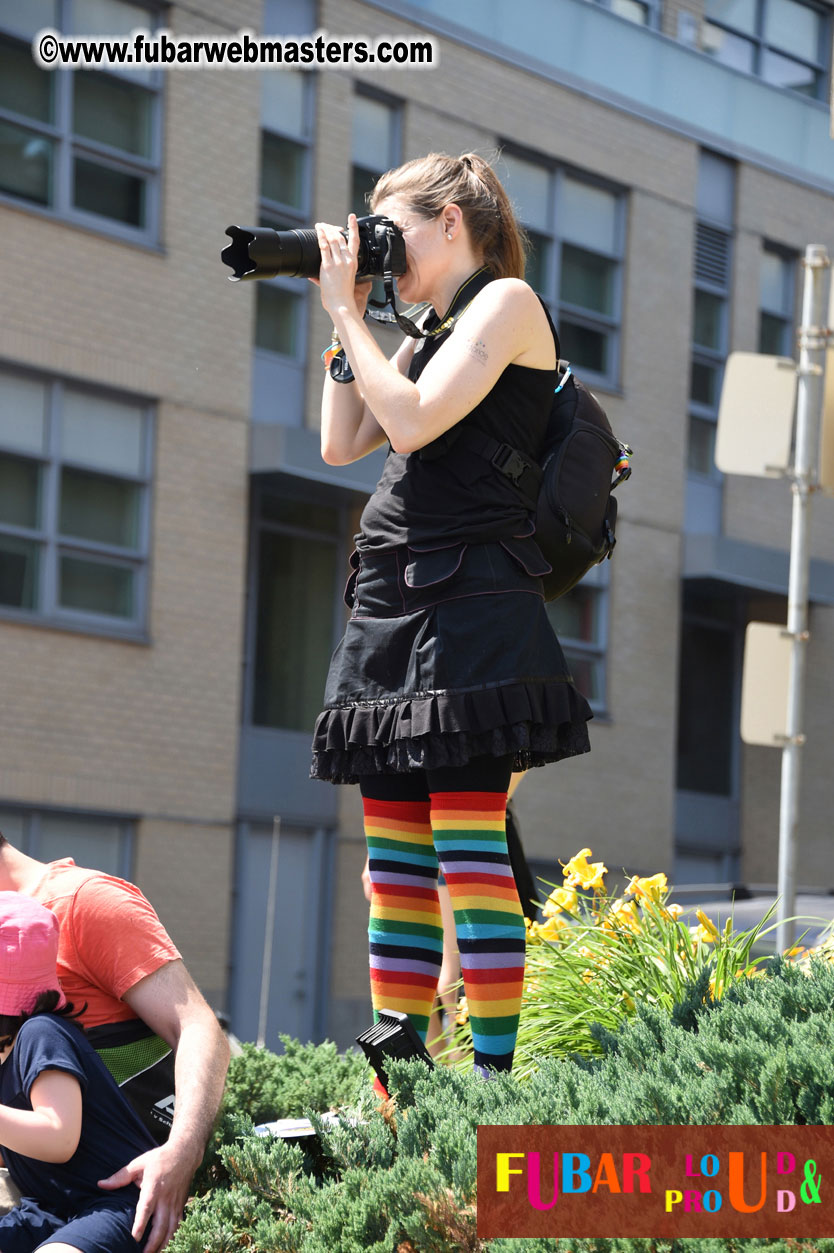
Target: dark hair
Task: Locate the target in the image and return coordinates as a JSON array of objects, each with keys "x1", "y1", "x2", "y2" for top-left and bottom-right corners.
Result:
[
  {"x1": 0, "y1": 832, "x2": 7, "y2": 849},
  {"x1": 370, "y1": 151, "x2": 528, "y2": 281},
  {"x1": 0, "y1": 990, "x2": 86, "y2": 1052}
]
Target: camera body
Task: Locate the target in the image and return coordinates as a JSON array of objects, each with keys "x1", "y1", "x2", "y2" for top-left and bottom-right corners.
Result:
[{"x1": 221, "y1": 214, "x2": 406, "y2": 282}]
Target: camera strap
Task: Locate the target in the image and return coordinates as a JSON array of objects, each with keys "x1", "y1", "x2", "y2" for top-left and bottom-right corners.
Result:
[{"x1": 367, "y1": 262, "x2": 492, "y2": 340}]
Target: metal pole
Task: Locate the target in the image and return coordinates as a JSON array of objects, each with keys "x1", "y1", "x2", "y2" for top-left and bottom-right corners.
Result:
[
  {"x1": 774, "y1": 245, "x2": 829, "y2": 955},
  {"x1": 257, "y1": 816, "x2": 281, "y2": 1047}
]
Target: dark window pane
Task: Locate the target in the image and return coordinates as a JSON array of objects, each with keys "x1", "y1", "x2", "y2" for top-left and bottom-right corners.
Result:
[
  {"x1": 563, "y1": 650, "x2": 604, "y2": 705},
  {"x1": 759, "y1": 311, "x2": 790, "y2": 356},
  {"x1": 676, "y1": 621, "x2": 735, "y2": 795},
  {"x1": 560, "y1": 244, "x2": 615, "y2": 316},
  {"x1": 74, "y1": 72, "x2": 152, "y2": 157},
  {"x1": 688, "y1": 416, "x2": 717, "y2": 474},
  {"x1": 259, "y1": 493, "x2": 340, "y2": 533},
  {"x1": 693, "y1": 289, "x2": 724, "y2": 351},
  {"x1": 0, "y1": 535, "x2": 39, "y2": 609},
  {"x1": 59, "y1": 554, "x2": 134, "y2": 617},
  {"x1": 547, "y1": 584, "x2": 600, "y2": 645},
  {"x1": 559, "y1": 321, "x2": 608, "y2": 375},
  {"x1": 261, "y1": 133, "x2": 305, "y2": 208},
  {"x1": 73, "y1": 157, "x2": 145, "y2": 227},
  {"x1": 255, "y1": 285, "x2": 301, "y2": 356},
  {"x1": 0, "y1": 454, "x2": 40, "y2": 529},
  {"x1": 59, "y1": 468, "x2": 139, "y2": 548},
  {"x1": 690, "y1": 358, "x2": 720, "y2": 408},
  {"x1": 253, "y1": 530, "x2": 338, "y2": 731},
  {"x1": 0, "y1": 120, "x2": 53, "y2": 205},
  {"x1": 352, "y1": 165, "x2": 378, "y2": 218},
  {"x1": 761, "y1": 49, "x2": 820, "y2": 96},
  {"x1": 0, "y1": 36, "x2": 53, "y2": 122},
  {"x1": 524, "y1": 229, "x2": 551, "y2": 295}
]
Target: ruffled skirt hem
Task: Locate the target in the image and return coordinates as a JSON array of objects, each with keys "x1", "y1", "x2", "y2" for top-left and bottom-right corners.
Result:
[{"x1": 310, "y1": 679, "x2": 592, "y2": 784}]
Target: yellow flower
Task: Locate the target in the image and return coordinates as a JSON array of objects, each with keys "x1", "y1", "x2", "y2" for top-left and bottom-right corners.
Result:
[
  {"x1": 455, "y1": 996, "x2": 469, "y2": 1025},
  {"x1": 664, "y1": 902, "x2": 684, "y2": 921},
  {"x1": 538, "y1": 915, "x2": 568, "y2": 942},
  {"x1": 605, "y1": 897, "x2": 641, "y2": 933},
  {"x1": 621, "y1": 991, "x2": 635, "y2": 1012},
  {"x1": 581, "y1": 968, "x2": 595, "y2": 984},
  {"x1": 625, "y1": 872, "x2": 668, "y2": 903},
  {"x1": 562, "y1": 848, "x2": 607, "y2": 892},
  {"x1": 543, "y1": 885, "x2": 578, "y2": 917},
  {"x1": 695, "y1": 910, "x2": 719, "y2": 944}
]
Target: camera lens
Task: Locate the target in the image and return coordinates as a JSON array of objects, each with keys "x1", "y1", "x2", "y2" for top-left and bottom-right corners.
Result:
[{"x1": 222, "y1": 226, "x2": 322, "y2": 280}]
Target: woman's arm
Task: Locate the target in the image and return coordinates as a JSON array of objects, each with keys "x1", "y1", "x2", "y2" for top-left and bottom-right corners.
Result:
[
  {"x1": 320, "y1": 331, "x2": 415, "y2": 465},
  {"x1": 316, "y1": 216, "x2": 555, "y2": 455},
  {"x1": 0, "y1": 1071, "x2": 82, "y2": 1163}
]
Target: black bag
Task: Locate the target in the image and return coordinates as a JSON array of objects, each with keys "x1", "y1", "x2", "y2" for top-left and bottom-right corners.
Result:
[
  {"x1": 532, "y1": 366, "x2": 631, "y2": 601},
  {"x1": 87, "y1": 1019, "x2": 176, "y2": 1146}
]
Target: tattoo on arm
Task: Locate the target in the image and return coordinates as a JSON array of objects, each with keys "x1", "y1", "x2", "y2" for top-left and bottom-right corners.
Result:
[{"x1": 464, "y1": 336, "x2": 489, "y2": 365}]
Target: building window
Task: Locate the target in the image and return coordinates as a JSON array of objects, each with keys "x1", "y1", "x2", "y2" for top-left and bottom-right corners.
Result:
[
  {"x1": 501, "y1": 150, "x2": 625, "y2": 389},
  {"x1": 255, "y1": 69, "x2": 313, "y2": 366},
  {"x1": 546, "y1": 564, "x2": 609, "y2": 714},
  {"x1": 758, "y1": 245, "x2": 796, "y2": 355},
  {"x1": 0, "y1": 805, "x2": 133, "y2": 878},
  {"x1": 351, "y1": 88, "x2": 400, "y2": 216},
  {"x1": 588, "y1": 0, "x2": 660, "y2": 27},
  {"x1": 688, "y1": 151, "x2": 735, "y2": 480},
  {"x1": 249, "y1": 481, "x2": 344, "y2": 734},
  {"x1": 0, "y1": 367, "x2": 152, "y2": 634},
  {"x1": 701, "y1": 0, "x2": 830, "y2": 99},
  {"x1": 0, "y1": 0, "x2": 162, "y2": 238}
]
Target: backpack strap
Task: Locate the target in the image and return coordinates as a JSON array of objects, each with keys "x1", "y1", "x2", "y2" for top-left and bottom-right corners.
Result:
[
  {"x1": 452, "y1": 426, "x2": 542, "y2": 509},
  {"x1": 449, "y1": 297, "x2": 561, "y2": 507}
]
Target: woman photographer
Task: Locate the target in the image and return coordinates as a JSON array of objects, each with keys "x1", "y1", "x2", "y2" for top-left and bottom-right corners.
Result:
[{"x1": 311, "y1": 152, "x2": 592, "y2": 1080}]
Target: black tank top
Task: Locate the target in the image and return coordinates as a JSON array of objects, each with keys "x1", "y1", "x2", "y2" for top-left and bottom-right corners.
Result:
[{"x1": 358, "y1": 269, "x2": 557, "y2": 550}]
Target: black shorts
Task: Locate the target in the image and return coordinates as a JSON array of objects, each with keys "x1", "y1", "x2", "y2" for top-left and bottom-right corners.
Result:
[{"x1": 0, "y1": 1197, "x2": 146, "y2": 1253}]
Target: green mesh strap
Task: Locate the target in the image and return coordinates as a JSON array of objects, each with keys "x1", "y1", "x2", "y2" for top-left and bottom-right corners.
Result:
[{"x1": 96, "y1": 1033, "x2": 172, "y2": 1086}]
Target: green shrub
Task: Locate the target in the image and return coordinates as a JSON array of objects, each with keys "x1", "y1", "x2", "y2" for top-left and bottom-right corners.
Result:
[{"x1": 172, "y1": 961, "x2": 834, "y2": 1253}]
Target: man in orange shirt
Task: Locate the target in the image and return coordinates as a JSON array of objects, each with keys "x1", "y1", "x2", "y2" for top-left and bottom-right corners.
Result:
[{"x1": 0, "y1": 831, "x2": 229, "y2": 1253}]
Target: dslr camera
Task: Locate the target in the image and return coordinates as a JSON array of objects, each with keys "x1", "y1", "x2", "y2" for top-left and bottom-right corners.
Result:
[{"x1": 221, "y1": 214, "x2": 406, "y2": 282}]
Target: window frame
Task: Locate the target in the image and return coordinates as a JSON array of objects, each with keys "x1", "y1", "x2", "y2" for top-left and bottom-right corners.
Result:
[
  {"x1": 350, "y1": 82, "x2": 403, "y2": 216},
  {"x1": 0, "y1": 0, "x2": 165, "y2": 244},
  {"x1": 0, "y1": 364, "x2": 154, "y2": 639},
  {"x1": 545, "y1": 563, "x2": 611, "y2": 717},
  {"x1": 758, "y1": 241, "x2": 797, "y2": 357},
  {"x1": 242, "y1": 475, "x2": 349, "y2": 734},
  {"x1": 0, "y1": 803, "x2": 135, "y2": 879},
  {"x1": 254, "y1": 70, "x2": 315, "y2": 370},
  {"x1": 500, "y1": 145, "x2": 627, "y2": 392},
  {"x1": 701, "y1": 0, "x2": 831, "y2": 100},
  {"x1": 590, "y1": 0, "x2": 662, "y2": 30}
]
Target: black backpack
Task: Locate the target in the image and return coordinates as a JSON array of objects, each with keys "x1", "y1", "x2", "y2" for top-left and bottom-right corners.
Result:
[
  {"x1": 454, "y1": 365, "x2": 631, "y2": 601},
  {"x1": 453, "y1": 296, "x2": 631, "y2": 601}
]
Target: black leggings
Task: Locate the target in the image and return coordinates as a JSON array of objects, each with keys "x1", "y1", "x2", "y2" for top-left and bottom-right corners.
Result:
[{"x1": 358, "y1": 754, "x2": 514, "y2": 801}]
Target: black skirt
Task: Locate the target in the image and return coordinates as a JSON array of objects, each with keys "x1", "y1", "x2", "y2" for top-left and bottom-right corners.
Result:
[{"x1": 310, "y1": 537, "x2": 593, "y2": 784}]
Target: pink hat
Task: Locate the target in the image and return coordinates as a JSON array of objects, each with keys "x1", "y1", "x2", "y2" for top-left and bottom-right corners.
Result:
[{"x1": 0, "y1": 892, "x2": 67, "y2": 1017}]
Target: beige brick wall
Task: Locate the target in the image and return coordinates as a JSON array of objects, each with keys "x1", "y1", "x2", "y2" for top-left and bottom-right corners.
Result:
[
  {"x1": 0, "y1": 0, "x2": 260, "y2": 1005},
  {"x1": 134, "y1": 818, "x2": 234, "y2": 1009}
]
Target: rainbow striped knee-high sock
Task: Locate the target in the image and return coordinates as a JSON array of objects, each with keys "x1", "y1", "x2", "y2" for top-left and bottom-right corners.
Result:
[
  {"x1": 363, "y1": 797, "x2": 443, "y2": 1042},
  {"x1": 430, "y1": 790, "x2": 526, "y2": 1076}
]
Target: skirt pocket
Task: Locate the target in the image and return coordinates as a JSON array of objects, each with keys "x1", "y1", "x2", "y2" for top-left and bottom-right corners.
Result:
[{"x1": 404, "y1": 541, "x2": 467, "y2": 590}]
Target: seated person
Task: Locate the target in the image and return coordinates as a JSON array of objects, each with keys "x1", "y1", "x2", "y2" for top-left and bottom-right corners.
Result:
[
  {"x1": 0, "y1": 892, "x2": 157, "y2": 1253},
  {"x1": 0, "y1": 832, "x2": 230, "y2": 1253}
]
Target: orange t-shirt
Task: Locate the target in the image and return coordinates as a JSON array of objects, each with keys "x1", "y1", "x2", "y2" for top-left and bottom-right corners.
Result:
[{"x1": 29, "y1": 859, "x2": 181, "y2": 1029}]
